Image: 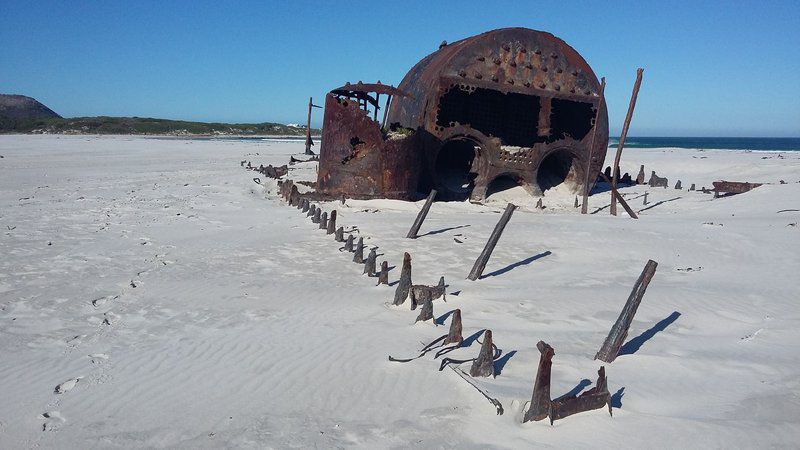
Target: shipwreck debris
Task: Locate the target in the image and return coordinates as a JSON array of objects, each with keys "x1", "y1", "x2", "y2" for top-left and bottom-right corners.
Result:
[
  {"x1": 393, "y1": 252, "x2": 412, "y2": 306},
  {"x1": 406, "y1": 189, "x2": 437, "y2": 239},
  {"x1": 364, "y1": 247, "x2": 377, "y2": 276},
  {"x1": 610, "y1": 68, "x2": 644, "y2": 216},
  {"x1": 344, "y1": 234, "x2": 355, "y2": 252},
  {"x1": 712, "y1": 181, "x2": 763, "y2": 198},
  {"x1": 353, "y1": 237, "x2": 365, "y2": 263},
  {"x1": 378, "y1": 261, "x2": 389, "y2": 285},
  {"x1": 595, "y1": 259, "x2": 659, "y2": 363},
  {"x1": 327, "y1": 210, "x2": 337, "y2": 234},
  {"x1": 469, "y1": 330, "x2": 496, "y2": 377},
  {"x1": 649, "y1": 171, "x2": 668, "y2": 188},
  {"x1": 410, "y1": 276, "x2": 446, "y2": 310},
  {"x1": 468, "y1": 203, "x2": 516, "y2": 280},
  {"x1": 415, "y1": 296, "x2": 434, "y2": 323},
  {"x1": 523, "y1": 341, "x2": 555, "y2": 422}
]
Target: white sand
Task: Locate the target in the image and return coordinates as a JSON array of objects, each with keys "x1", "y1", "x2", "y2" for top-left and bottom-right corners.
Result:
[{"x1": 1, "y1": 135, "x2": 799, "y2": 447}]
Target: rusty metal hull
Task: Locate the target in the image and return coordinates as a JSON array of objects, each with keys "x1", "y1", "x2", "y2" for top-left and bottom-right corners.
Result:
[{"x1": 318, "y1": 28, "x2": 608, "y2": 202}]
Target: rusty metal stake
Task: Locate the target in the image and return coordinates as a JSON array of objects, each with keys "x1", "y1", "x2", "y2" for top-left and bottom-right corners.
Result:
[
  {"x1": 581, "y1": 77, "x2": 606, "y2": 214},
  {"x1": 595, "y1": 259, "x2": 658, "y2": 363},
  {"x1": 467, "y1": 203, "x2": 516, "y2": 280},
  {"x1": 377, "y1": 261, "x2": 389, "y2": 285},
  {"x1": 406, "y1": 189, "x2": 437, "y2": 239},
  {"x1": 319, "y1": 211, "x2": 328, "y2": 230},
  {"x1": 344, "y1": 234, "x2": 354, "y2": 252},
  {"x1": 611, "y1": 68, "x2": 644, "y2": 216},
  {"x1": 307, "y1": 204, "x2": 316, "y2": 218},
  {"x1": 335, "y1": 226, "x2": 345, "y2": 242},
  {"x1": 301, "y1": 199, "x2": 309, "y2": 213},
  {"x1": 327, "y1": 210, "x2": 337, "y2": 234},
  {"x1": 469, "y1": 330, "x2": 495, "y2": 377},
  {"x1": 353, "y1": 237, "x2": 364, "y2": 263},
  {"x1": 523, "y1": 341, "x2": 555, "y2": 423},
  {"x1": 393, "y1": 252, "x2": 412, "y2": 306},
  {"x1": 312, "y1": 207, "x2": 321, "y2": 224}
]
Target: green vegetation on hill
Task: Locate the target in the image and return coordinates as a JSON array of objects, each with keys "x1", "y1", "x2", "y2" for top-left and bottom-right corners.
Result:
[{"x1": 0, "y1": 116, "x2": 321, "y2": 136}]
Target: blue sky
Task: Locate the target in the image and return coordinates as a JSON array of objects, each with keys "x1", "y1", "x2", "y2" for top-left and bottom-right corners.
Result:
[{"x1": 1, "y1": 1, "x2": 798, "y2": 136}]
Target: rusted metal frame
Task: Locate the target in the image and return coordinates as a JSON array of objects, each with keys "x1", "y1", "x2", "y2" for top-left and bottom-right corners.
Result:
[
  {"x1": 305, "y1": 97, "x2": 321, "y2": 155},
  {"x1": 549, "y1": 367, "x2": 611, "y2": 424},
  {"x1": 439, "y1": 75, "x2": 599, "y2": 104},
  {"x1": 595, "y1": 259, "x2": 658, "y2": 363},
  {"x1": 406, "y1": 189, "x2": 437, "y2": 239},
  {"x1": 712, "y1": 180, "x2": 763, "y2": 198},
  {"x1": 581, "y1": 77, "x2": 606, "y2": 214},
  {"x1": 380, "y1": 94, "x2": 392, "y2": 130},
  {"x1": 610, "y1": 68, "x2": 644, "y2": 216},
  {"x1": 467, "y1": 203, "x2": 516, "y2": 280},
  {"x1": 599, "y1": 172, "x2": 638, "y2": 219}
]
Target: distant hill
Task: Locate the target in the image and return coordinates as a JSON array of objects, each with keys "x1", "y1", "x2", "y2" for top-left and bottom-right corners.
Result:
[
  {"x1": 0, "y1": 94, "x2": 61, "y2": 119},
  {"x1": 0, "y1": 94, "x2": 320, "y2": 136}
]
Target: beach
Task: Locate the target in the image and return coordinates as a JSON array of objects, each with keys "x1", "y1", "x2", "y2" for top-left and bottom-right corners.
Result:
[{"x1": 1, "y1": 135, "x2": 798, "y2": 448}]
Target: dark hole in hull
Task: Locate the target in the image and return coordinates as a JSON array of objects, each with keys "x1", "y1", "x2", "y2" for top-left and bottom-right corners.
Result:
[
  {"x1": 486, "y1": 175, "x2": 524, "y2": 198},
  {"x1": 435, "y1": 139, "x2": 477, "y2": 200},
  {"x1": 551, "y1": 99, "x2": 595, "y2": 141},
  {"x1": 537, "y1": 149, "x2": 579, "y2": 193}
]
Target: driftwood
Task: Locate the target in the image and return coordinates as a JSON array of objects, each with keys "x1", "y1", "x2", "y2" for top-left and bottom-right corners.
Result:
[
  {"x1": 363, "y1": 247, "x2": 377, "y2": 276},
  {"x1": 469, "y1": 330, "x2": 496, "y2": 378},
  {"x1": 393, "y1": 252, "x2": 412, "y2": 306},
  {"x1": 344, "y1": 234, "x2": 354, "y2": 252},
  {"x1": 415, "y1": 296, "x2": 434, "y2": 323},
  {"x1": 377, "y1": 261, "x2": 389, "y2": 285},
  {"x1": 467, "y1": 203, "x2": 516, "y2": 280},
  {"x1": 595, "y1": 259, "x2": 658, "y2": 363},
  {"x1": 353, "y1": 237, "x2": 364, "y2": 263},
  {"x1": 327, "y1": 210, "x2": 337, "y2": 234},
  {"x1": 406, "y1": 189, "x2": 437, "y2": 239},
  {"x1": 523, "y1": 341, "x2": 555, "y2": 422},
  {"x1": 410, "y1": 276, "x2": 446, "y2": 310}
]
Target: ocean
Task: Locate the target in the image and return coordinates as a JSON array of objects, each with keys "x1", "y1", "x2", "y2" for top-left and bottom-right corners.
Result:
[{"x1": 608, "y1": 137, "x2": 800, "y2": 152}]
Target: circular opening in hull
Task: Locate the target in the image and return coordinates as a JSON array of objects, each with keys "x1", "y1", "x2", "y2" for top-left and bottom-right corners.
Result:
[
  {"x1": 435, "y1": 139, "x2": 477, "y2": 200},
  {"x1": 536, "y1": 149, "x2": 581, "y2": 193}
]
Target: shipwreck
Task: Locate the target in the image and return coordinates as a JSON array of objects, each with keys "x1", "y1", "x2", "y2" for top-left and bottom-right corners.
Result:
[{"x1": 316, "y1": 27, "x2": 609, "y2": 203}]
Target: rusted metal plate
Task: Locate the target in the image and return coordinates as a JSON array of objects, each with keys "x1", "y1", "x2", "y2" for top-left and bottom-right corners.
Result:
[
  {"x1": 317, "y1": 28, "x2": 608, "y2": 202},
  {"x1": 712, "y1": 180, "x2": 763, "y2": 197}
]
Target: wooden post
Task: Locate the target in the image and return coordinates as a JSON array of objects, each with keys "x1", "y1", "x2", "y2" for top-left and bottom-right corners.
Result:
[
  {"x1": 444, "y1": 309, "x2": 463, "y2": 345},
  {"x1": 467, "y1": 203, "x2": 516, "y2": 281},
  {"x1": 377, "y1": 261, "x2": 389, "y2": 285},
  {"x1": 581, "y1": 77, "x2": 605, "y2": 214},
  {"x1": 319, "y1": 212, "x2": 328, "y2": 230},
  {"x1": 335, "y1": 226, "x2": 344, "y2": 242},
  {"x1": 344, "y1": 234, "x2": 354, "y2": 252},
  {"x1": 305, "y1": 97, "x2": 315, "y2": 155},
  {"x1": 353, "y1": 237, "x2": 364, "y2": 263},
  {"x1": 611, "y1": 68, "x2": 644, "y2": 216},
  {"x1": 523, "y1": 341, "x2": 555, "y2": 422},
  {"x1": 363, "y1": 248, "x2": 377, "y2": 276},
  {"x1": 415, "y1": 296, "x2": 434, "y2": 323},
  {"x1": 393, "y1": 252, "x2": 412, "y2": 306},
  {"x1": 406, "y1": 189, "x2": 437, "y2": 239},
  {"x1": 326, "y1": 210, "x2": 337, "y2": 234},
  {"x1": 469, "y1": 330, "x2": 495, "y2": 377},
  {"x1": 595, "y1": 259, "x2": 658, "y2": 363}
]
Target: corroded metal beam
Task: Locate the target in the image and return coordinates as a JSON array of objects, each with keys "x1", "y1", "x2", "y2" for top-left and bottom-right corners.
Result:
[
  {"x1": 468, "y1": 203, "x2": 516, "y2": 280},
  {"x1": 406, "y1": 189, "x2": 437, "y2": 239}
]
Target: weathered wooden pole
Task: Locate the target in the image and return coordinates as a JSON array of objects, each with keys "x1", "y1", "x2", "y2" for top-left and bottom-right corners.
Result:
[
  {"x1": 363, "y1": 247, "x2": 377, "y2": 276},
  {"x1": 377, "y1": 261, "x2": 389, "y2": 285},
  {"x1": 523, "y1": 341, "x2": 555, "y2": 423},
  {"x1": 307, "y1": 204, "x2": 316, "y2": 217},
  {"x1": 610, "y1": 68, "x2": 644, "y2": 216},
  {"x1": 595, "y1": 259, "x2": 658, "y2": 363},
  {"x1": 406, "y1": 189, "x2": 437, "y2": 239},
  {"x1": 467, "y1": 203, "x2": 516, "y2": 281},
  {"x1": 643, "y1": 192, "x2": 649, "y2": 205},
  {"x1": 319, "y1": 211, "x2": 328, "y2": 230},
  {"x1": 581, "y1": 77, "x2": 605, "y2": 214},
  {"x1": 344, "y1": 234, "x2": 354, "y2": 252},
  {"x1": 304, "y1": 97, "x2": 320, "y2": 155},
  {"x1": 444, "y1": 309, "x2": 463, "y2": 345},
  {"x1": 301, "y1": 199, "x2": 309, "y2": 213},
  {"x1": 393, "y1": 252, "x2": 412, "y2": 306},
  {"x1": 326, "y1": 210, "x2": 337, "y2": 234},
  {"x1": 353, "y1": 237, "x2": 364, "y2": 263},
  {"x1": 469, "y1": 330, "x2": 495, "y2": 378},
  {"x1": 312, "y1": 207, "x2": 321, "y2": 224},
  {"x1": 335, "y1": 226, "x2": 345, "y2": 242}
]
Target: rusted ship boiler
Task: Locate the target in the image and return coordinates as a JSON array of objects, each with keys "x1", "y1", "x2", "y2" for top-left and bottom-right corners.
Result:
[{"x1": 317, "y1": 27, "x2": 608, "y2": 202}]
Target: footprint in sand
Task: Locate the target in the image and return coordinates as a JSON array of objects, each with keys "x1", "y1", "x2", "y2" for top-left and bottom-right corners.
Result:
[
  {"x1": 88, "y1": 353, "x2": 109, "y2": 364},
  {"x1": 103, "y1": 311, "x2": 119, "y2": 325},
  {"x1": 41, "y1": 411, "x2": 66, "y2": 431},
  {"x1": 91, "y1": 295, "x2": 119, "y2": 307},
  {"x1": 54, "y1": 377, "x2": 83, "y2": 394}
]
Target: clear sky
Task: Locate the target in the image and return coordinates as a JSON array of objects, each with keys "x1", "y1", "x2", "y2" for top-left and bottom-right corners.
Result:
[{"x1": 1, "y1": 1, "x2": 798, "y2": 136}]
